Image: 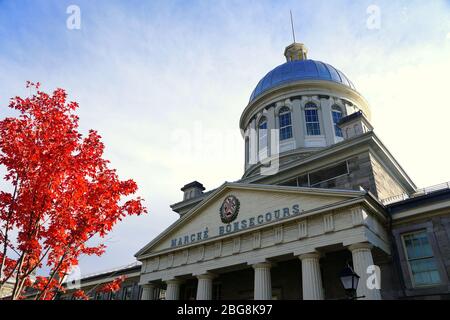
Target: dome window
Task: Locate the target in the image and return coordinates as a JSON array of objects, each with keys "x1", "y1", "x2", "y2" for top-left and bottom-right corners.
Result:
[
  {"x1": 258, "y1": 117, "x2": 268, "y2": 159},
  {"x1": 279, "y1": 107, "x2": 293, "y2": 141},
  {"x1": 304, "y1": 103, "x2": 321, "y2": 136},
  {"x1": 332, "y1": 105, "x2": 343, "y2": 137}
]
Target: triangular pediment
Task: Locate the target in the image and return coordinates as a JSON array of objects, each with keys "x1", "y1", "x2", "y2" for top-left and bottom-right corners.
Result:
[{"x1": 135, "y1": 183, "x2": 365, "y2": 258}]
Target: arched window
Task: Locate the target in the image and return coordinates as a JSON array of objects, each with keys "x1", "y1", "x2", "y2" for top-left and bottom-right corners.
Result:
[
  {"x1": 304, "y1": 103, "x2": 321, "y2": 136},
  {"x1": 279, "y1": 107, "x2": 293, "y2": 141},
  {"x1": 331, "y1": 105, "x2": 343, "y2": 137},
  {"x1": 258, "y1": 117, "x2": 268, "y2": 153}
]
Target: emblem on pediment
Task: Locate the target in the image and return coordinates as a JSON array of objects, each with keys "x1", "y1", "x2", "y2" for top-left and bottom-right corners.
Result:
[{"x1": 219, "y1": 195, "x2": 240, "y2": 223}]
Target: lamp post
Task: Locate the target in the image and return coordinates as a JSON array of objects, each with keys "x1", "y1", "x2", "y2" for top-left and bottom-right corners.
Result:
[{"x1": 339, "y1": 264, "x2": 363, "y2": 300}]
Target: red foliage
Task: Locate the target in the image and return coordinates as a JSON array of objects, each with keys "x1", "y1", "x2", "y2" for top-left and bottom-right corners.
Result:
[
  {"x1": 97, "y1": 275, "x2": 126, "y2": 293},
  {"x1": 72, "y1": 289, "x2": 89, "y2": 300},
  {"x1": 0, "y1": 83, "x2": 147, "y2": 299}
]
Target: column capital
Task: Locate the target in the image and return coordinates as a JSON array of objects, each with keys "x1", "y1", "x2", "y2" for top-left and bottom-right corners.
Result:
[
  {"x1": 196, "y1": 272, "x2": 217, "y2": 280},
  {"x1": 142, "y1": 282, "x2": 157, "y2": 289},
  {"x1": 298, "y1": 251, "x2": 321, "y2": 261},
  {"x1": 348, "y1": 242, "x2": 373, "y2": 252},
  {"x1": 252, "y1": 262, "x2": 272, "y2": 269}
]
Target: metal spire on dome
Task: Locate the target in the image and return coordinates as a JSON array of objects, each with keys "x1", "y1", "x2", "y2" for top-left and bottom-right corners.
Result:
[
  {"x1": 284, "y1": 10, "x2": 308, "y2": 62},
  {"x1": 290, "y1": 10, "x2": 296, "y2": 43}
]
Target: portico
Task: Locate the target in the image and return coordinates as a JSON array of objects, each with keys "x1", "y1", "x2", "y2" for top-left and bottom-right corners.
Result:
[
  {"x1": 140, "y1": 244, "x2": 382, "y2": 300},
  {"x1": 136, "y1": 183, "x2": 387, "y2": 300}
]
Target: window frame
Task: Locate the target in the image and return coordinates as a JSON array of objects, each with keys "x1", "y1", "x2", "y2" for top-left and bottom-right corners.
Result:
[
  {"x1": 392, "y1": 222, "x2": 449, "y2": 295},
  {"x1": 278, "y1": 107, "x2": 293, "y2": 141},
  {"x1": 401, "y1": 230, "x2": 442, "y2": 288},
  {"x1": 279, "y1": 161, "x2": 349, "y2": 188},
  {"x1": 304, "y1": 102, "x2": 321, "y2": 136},
  {"x1": 309, "y1": 161, "x2": 349, "y2": 187}
]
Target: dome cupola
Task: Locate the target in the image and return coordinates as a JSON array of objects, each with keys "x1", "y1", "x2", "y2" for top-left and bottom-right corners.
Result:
[
  {"x1": 284, "y1": 42, "x2": 308, "y2": 61},
  {"x1": 240, "y1": 42, "x2": 372, "y2": 178},
  {"x1": 248, "y1": 43, "x2": 356, "y2": 104}
]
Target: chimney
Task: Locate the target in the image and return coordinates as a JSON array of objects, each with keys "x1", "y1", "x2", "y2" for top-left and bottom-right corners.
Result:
[{"x1": 181, "y1": 181, "x2": 205, "y2": 201}]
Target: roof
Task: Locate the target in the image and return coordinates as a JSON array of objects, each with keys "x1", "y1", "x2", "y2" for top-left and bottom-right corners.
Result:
[
  {"x1": 62, "y1": 261, "x2": 141, "y2": 285},
  {"x1": 249, "y1": 59, "x2": 356, "y2": 103},
  {"x1": 181, "y1": 181, "x2": 205, "y2": 192},
  {"x1": 387, "y1": 187, "x2": 450, "y2": 214},
  {"x1": 338, "y1": 110, "x2": 364, "y2": 125}
]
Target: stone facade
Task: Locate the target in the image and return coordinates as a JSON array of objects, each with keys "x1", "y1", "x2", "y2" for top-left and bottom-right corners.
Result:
[{"x1": 370, "y1": 154, "x2": 407, "y2": 200}]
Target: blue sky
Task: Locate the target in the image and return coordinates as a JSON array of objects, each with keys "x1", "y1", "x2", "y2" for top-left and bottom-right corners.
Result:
[{"x1": 1, "y1": 0, "x2": 450, "y2": 276}]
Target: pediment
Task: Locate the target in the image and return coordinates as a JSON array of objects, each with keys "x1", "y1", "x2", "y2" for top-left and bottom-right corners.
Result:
[{"x1": 135, "y1": 183, "x2": 364, "y2": 258}]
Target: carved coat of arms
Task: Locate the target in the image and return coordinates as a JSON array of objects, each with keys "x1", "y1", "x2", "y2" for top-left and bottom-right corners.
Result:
[{"x1": 219, "y1": 195, "x2": 240, "y2": 223}]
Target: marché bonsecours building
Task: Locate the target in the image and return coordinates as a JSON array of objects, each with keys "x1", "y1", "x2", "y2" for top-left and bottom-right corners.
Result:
[{"x1": 135, "y1": 42, "x2": 450, "y2": 300}]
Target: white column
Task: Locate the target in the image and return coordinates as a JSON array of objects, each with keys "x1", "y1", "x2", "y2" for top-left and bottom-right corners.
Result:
[
  {"x1": 253, "y1": 262, "x2": 272, "y2": 300},
  {"x1": 292, "y1": 99, "x2": 304, "y2": 148},
  {"x1": 141, "y1": 283, "x2": 157, "y2": 300},
  {"x1": 165, "y1": 279, "x2": 181, "y2": 300},
  {"x1": 320, "y1": 98, "x2": 335, "y2": 146},
  {"x1": 196, "y1": 273, "x2": 216, "y2": 300},
  {"x1": 266, "y1": 107, "x2": 276, "y2": 157},
  {"x1": 348, "y1": 243, "x2": 381, "y2": 300},
  {"x1": 299, "y1": 252, "x2": 324, "y2": 300}
]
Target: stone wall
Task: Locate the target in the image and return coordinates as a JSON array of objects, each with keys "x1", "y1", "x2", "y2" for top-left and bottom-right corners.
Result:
[
  {"x1": 433, "y1": 216, "x2": 450, "y2": 280},
  {"x1": 370, "y1": 155, "x2": 406, "y2": 201},
  {"x1": 308, "y1": 152, "x2": 407, "y2": 201}
]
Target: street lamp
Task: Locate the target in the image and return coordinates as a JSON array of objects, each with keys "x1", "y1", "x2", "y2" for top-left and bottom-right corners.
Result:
[{"x1": 339, "y1": 264, "x2": 360, "y2": 300}]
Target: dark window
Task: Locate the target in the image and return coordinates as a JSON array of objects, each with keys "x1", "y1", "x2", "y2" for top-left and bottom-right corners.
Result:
[
  {"x1": 122, "y1": 285, "x2": 133, "y2": 300},
  {"x1": 281, "y1": 178, "x2": 298, "y2": 187},
  {"x1": 280, "y1": 174, "x2": 309, "y2": 187},
  {"x1": 279, "y1": 162, "x2": 347, "y2": 189},
  {"x1": 110, "y1": 290, "x2": 120, "y2": 300},
  {"x1": 309, "y1": 162, "x2": 348, "y2": 187},
  {"x1": 297, "y1": 174, "x2": 309, "y2": 187}
]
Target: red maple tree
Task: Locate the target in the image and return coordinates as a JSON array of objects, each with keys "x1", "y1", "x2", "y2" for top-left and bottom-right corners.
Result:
[
  {"x1": 97, "y1": 275, "x2": 126, "y2": 294},
  {"x1": 0, "y1": 82, "x2": 147, "y2": 300},
  {"x1": 72, "y1": 289, "x2": 90, "y2": 300}
]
